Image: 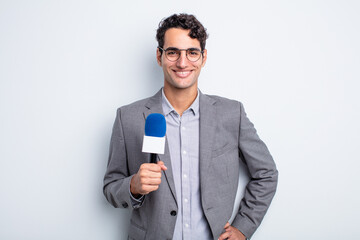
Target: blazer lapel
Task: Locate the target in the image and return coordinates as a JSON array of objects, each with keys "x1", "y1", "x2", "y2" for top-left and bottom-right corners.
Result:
[
  {"x1": 199, "y1": 92, "x2": 217, "y2": 195},
  {"x1": 144, "y1": 89, "x2": 177, "y2": 204}
]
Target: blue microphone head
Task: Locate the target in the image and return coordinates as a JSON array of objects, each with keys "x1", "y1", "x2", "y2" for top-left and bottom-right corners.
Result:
[{"x1": 144, "y1": 113, "x2": 166, "y2": 137}]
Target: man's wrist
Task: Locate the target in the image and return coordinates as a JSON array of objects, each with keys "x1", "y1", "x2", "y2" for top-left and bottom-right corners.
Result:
[
  {"x1": 130, "y1": 174, "x2": 140, "y2": 197},
  {"x1": 130, "y1": 191, "x2": 144, "y2": 201}
]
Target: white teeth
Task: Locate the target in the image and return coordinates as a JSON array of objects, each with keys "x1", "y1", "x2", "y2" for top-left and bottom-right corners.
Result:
[{"x1": 177, "y1": 71, "x2": 190, "y2": 75}]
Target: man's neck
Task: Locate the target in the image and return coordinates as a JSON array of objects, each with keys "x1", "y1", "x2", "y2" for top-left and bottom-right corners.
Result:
[{"x1": 163, "y1": 85, "x2": 198, "y2": 116}]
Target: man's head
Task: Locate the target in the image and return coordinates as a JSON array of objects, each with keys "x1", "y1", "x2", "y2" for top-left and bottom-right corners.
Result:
[
  {"x1": 156, "y1": 14, "x2": 208, "y2": 92},
  {"x1": 156, "y1": 13, "x2": 208, "y2": 52}
]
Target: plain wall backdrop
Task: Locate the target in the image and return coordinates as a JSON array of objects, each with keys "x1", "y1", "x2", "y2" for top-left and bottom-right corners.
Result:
[{"x1": 1, "y1": 0, "x2": 359, "y2": 239}]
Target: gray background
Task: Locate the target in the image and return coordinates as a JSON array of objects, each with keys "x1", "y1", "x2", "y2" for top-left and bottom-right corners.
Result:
[{"x1": 1, "y1": 0, "x2": 359, "y2": 239}]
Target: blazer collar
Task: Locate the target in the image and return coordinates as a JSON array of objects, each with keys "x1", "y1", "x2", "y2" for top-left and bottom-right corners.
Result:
[
  {"x1": 144, "y1": 89, "x2": 163, "y2": 115},
  {"x1": 198, "y1": 92, "x2": 217, "y2": 194}
]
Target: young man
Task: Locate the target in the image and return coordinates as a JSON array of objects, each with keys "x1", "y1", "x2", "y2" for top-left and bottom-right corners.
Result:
[{"x1": 103, "y1": 14, "x2": 278, "y2": 240}]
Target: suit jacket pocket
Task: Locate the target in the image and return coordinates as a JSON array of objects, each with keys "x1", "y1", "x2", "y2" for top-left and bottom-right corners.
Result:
[
  {"x1": 128, "y1": 220, "x2": 146, "y2": 240},
  {"x1": 210, "y1": 144, "x2": 239, "y2": 189}
]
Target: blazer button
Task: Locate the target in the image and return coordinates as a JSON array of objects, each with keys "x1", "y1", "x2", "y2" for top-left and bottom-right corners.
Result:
[
  {"x1": 122, "y1": 202, "x2": 128, "y2": 208},
  {"x1": 170, "y1": 210, "x2": 177, "y2": 216}
]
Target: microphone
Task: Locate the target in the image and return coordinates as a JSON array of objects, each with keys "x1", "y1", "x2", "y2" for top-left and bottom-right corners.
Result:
[{"x1": 142, "y1": 113, "x2": 166, "y2": 163}]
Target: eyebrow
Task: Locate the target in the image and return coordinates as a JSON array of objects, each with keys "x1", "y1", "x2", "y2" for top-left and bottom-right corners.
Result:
[{"x1": 165, "y1": 47, "x2": 201, "y2": 51}]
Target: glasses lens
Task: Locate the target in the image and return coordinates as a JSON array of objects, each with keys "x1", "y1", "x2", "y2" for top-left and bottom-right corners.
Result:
[
  {"x1": 186, "y1": 49, "x2": 201, "y2": 62},
  {"x1": 165, "y1": 49, "x2": 180, "y2": 61}
]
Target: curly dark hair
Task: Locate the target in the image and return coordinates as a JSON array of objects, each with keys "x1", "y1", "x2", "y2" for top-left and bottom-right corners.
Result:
[{"x1": 156, "y1": 13, "x2": 209, "y2": 53}]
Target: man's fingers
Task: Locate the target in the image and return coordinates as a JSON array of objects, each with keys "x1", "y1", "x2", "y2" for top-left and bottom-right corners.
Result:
[
  {"x1": 139, "y1": 161, "x2": 167, "y2": 172},
  {"x1": 221, "y1": 225, "x2": 247, "y2": 240},
  {"x1": 139, "y1": 176, "x2": 162, "y2": 185},
  {"x1": 157, "y1": 161, "x2": 167, "y2": 171},
  {"x1": 131, "y1": 162, "x2": 166, "y2": 195},
  {"x1": 218, "y1": 230, "x2": 231, "y2": 240},
  {"x1": 139, "y1": 170, "x2": 162, "y2": 179},
  {"x1": 140, "y1": 163, "x2": 162, "y2": 172},
  {"x1": 224, "y1": 222, "x2": 231, "y2": 229}
]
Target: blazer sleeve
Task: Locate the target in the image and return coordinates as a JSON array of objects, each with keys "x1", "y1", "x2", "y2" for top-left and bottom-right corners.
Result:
[
  {"x1": 232, "y1": 102, "x2": 279, "y2": 239},
  {"x1": 103, "y1": 108, "x2": 140, "y2": 209}
]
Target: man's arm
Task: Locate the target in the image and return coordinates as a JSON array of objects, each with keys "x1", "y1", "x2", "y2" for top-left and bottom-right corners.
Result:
[
  {"x1": 103, "y1": 108, "x2": 166, "y2": 209},
  {"x1": 103, "y1": 108, "x2": 135, "y2": 209},
  {"x1": 231, "y1": 102, "x2": 279, "y2": 239}
]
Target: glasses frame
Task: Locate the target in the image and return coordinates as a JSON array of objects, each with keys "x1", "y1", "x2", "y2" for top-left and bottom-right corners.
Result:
[{"x1": 158, "y1": 47, "x2": 204, "y2": 62}]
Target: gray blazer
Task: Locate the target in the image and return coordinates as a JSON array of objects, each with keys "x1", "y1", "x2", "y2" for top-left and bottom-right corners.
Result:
[{"x1": 103, "y1": 90, "x2": 278, "y2": 240}]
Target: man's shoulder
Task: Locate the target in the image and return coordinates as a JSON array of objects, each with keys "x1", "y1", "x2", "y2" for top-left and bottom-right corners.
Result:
[
  {"x1": 118, "y1": 97, "x2": 150, "y2": 110},
  {"x1": 202, "y1": 93, "x2": 242, "y2": 108},
  {"x1": 116, "y1": 90, "x2": 161, "y2": 113}
]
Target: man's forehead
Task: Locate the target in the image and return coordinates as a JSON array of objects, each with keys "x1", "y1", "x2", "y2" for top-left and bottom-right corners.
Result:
[{"x1": 163, "y1": 28, "x2": 201, "y2": 48}]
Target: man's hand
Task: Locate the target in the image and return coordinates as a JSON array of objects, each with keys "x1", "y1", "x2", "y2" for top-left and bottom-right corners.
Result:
[
  {"x1": 130, "y1": 161, "x2": 167, "y2": 196},
  {"x1": 218, "y1": 222, "x2": 246, "y2": 240}
]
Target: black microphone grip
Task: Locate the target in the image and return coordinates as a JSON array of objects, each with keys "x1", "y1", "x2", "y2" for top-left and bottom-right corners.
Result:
[{"x1": 150, "y1": 153, "x2": 158, "y2": 164}]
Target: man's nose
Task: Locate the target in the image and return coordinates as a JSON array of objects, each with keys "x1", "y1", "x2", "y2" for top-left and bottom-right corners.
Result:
[{"x1": 176, "y1": 51, "x2": 188, "y2": 68}]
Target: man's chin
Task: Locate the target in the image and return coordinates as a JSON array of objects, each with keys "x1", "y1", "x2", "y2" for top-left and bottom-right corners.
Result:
[
  {"x1": 173, "y1": 81, "x2": 197, "y2": 89},
  {"x1": 164, "y1": 76, "x2": 198, "y2": 90}
]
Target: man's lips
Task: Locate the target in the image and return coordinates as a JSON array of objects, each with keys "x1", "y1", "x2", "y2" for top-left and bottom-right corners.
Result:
[{"x1": 173, "y1": 70, "x2": 192, "y2": 78}]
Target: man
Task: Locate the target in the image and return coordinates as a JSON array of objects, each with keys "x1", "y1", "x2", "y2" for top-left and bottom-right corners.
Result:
[{"x1": 103, "y1": 13, "x2": 278, "y2": 240}]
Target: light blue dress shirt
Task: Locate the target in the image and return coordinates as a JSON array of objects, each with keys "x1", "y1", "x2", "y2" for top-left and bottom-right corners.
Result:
[{"x1": 161, "y1": 89, "x2": 212, "y2": 240}]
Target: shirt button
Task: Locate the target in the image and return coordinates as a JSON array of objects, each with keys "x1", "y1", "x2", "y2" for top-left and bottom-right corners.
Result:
[
  {"x1": 184, "y1": 198, "x2": 188, "y2": 203},
  {"x1": 185, "y1": 223, "x2": 189, "y2": 228},
  {"x1": 182, "y1": 126, "x2": 186, "y2": 130},
  {"x1": 170, "y1": 210, "x2": 177, "y2": 216},
  {"x1": 183, "y1": 174, "x2": 187, "y2": 178},
  {"x1": 183, "y1": 150, "x2": 187, "y2": 154}
]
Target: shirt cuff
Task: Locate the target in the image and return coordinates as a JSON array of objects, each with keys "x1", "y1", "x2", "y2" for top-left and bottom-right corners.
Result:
[{"x1": 129, "y1": 189, "x2": 145, "y2": 209}]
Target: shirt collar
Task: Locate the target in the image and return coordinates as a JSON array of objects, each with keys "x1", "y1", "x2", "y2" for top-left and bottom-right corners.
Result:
[{"x1": 161, "y1": 88, "x2": 200, "y2": 116}]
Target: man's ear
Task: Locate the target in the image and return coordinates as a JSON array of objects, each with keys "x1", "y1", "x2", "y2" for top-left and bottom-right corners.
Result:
[
  {"x1": 156, "y1": 48, "x2": 162, "y2": 66},
  {"x1": 201, "y1": 49, "x2": 207, "y2": 67}
]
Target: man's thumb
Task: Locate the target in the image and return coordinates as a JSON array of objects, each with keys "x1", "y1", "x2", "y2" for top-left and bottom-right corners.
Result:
[{"x1": 157, "y1": 161, "x2": 167, "y2": 171}]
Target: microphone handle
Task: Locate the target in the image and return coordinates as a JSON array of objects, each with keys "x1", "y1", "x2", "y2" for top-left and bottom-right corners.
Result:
[{"x1": 150, "y1": 153, "x2": 158, "y2": 164}]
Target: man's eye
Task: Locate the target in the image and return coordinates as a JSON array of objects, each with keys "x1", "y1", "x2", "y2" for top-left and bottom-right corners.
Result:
[
  {"x1": 167, "y1": 51, "x2": 177, "y2": 55},
  {"x1": 188, "y1": 50, "x2": 200, "y2": 56}
]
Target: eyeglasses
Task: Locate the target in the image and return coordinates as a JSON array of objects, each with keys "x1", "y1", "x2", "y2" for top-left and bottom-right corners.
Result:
[{"x1": 158, "y1": 47, "x2": 203, "y2": 62}]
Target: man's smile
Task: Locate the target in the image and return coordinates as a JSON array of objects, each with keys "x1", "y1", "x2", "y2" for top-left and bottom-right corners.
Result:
[{"x1": 173, "y1": 70, "x2": 192, "y2": 78}]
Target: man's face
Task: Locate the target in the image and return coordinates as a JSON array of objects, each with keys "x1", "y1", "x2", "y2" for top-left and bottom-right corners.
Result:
[{"x1": 157, "y1": 28, "x2": 207, "y2": 91}]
